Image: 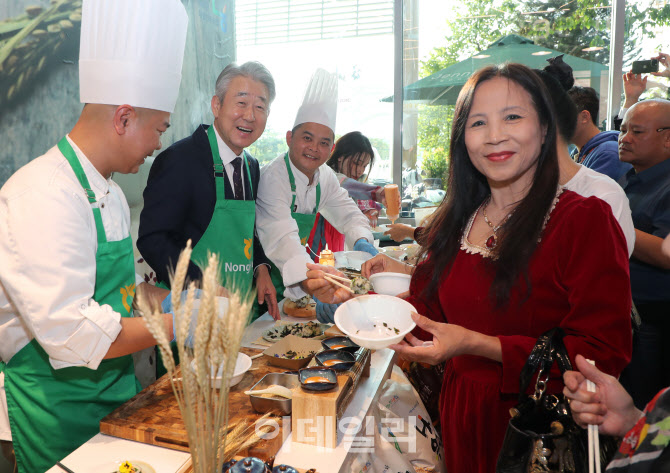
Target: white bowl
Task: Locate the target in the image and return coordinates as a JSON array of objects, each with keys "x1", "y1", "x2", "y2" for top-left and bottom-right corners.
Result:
[
  {"x1": 369, "y1": 272, "x2": 412, "y2": 296},
  {"x1": 381, "y1": 246, "x2": 405, "y2": 260},
  {"x1": 334, "y1": 251, "x2": 374, "y2": 270},
  {"x1": 334, "y1": 295, "x2": 417, "y2": 349},
  {"x1": 192, "y1": 352, "x2": 251, "y2": 389}
]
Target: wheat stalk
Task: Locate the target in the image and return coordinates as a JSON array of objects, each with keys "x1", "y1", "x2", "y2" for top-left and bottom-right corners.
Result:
[{"x1": 140, "y1": 243, "x2": 255, "y2": 473}]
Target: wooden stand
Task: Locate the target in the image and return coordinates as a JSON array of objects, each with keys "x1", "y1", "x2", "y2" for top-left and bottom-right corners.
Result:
[{"x1": 291, "y1": 349, "x2": 371, "y2": 448}]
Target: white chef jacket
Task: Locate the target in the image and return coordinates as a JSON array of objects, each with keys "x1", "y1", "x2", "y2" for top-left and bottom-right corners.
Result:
[
  {"x1": 0, "y1": 136, "x2": 143, "y2": 440},
  {"x1": 256, "y1": 154, "x2": 373, "y2": 300}
]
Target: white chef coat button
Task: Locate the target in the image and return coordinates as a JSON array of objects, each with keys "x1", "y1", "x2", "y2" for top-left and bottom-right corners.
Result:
[
  {"x1": 100, "y1": 203, "x2": 105, "y2": 208},
  {"x1": 80, "y1": 304, "x2": 86, "y2": 310}
]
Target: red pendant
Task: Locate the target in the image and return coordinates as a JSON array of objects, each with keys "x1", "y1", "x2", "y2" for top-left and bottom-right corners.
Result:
[{"x1": 486, "y1": 235, "x2": 497, "y2": 248}]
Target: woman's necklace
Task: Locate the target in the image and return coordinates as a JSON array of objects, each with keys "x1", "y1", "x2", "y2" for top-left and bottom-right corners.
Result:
[{"x1": 481, "y1": 198, "x2": 514, "y2": 249}]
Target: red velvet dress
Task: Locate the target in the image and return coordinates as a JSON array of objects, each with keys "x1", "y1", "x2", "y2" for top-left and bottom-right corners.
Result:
[{"x1": 407, "y1": 190, "x2": 632, "y2": 473}]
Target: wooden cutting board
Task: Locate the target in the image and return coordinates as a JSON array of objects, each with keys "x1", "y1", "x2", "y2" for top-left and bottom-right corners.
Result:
[{"x1": 100, "y1": 348, "x2": 289, "y2": 461}]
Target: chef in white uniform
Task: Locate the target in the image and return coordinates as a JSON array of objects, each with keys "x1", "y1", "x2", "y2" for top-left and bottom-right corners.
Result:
[
  {"x1": 256, "y1": 69, "x2": 376, "y2": 305},
  {"x1": 0, "y1": 1, "x2": 187, "y2": 471}
]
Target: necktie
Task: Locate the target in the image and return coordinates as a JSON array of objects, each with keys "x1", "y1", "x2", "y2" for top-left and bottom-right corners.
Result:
[{"x1": 232, "y1": 157, "x2": 244, "y2": 200}]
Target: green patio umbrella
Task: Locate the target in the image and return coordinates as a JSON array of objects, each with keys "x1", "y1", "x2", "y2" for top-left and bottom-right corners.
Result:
[{"x1": 384, "y1": 34, "x2": 608, "y2": 105}]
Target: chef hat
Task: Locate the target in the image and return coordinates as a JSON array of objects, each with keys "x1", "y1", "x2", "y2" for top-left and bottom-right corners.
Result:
[
  {"x1": 79, "y1": 0, "x2": 188, "y2": 113},
  {"x1": 293, "y1": 68, "x2": 338, "y2": 132}
]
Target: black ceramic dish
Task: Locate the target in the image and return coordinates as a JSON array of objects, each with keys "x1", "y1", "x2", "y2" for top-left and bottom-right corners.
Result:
[
  {"x1": 298, "y1": 367, "x2": 337, "y2": 391},
  {"x1": 321, "y1": 336, "x2": 360, "y2": 354},
  {"x1": 314, "y1": 349, "x2": 356, "y2": 371}
]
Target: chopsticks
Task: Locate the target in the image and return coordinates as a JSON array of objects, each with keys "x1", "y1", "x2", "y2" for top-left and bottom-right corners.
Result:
[
  {"x1": 323, "y1": 275, "x2": 354, "y2": 294},
  {"x1": 324, "y1": 273, "x2": 351, "y2": 283},
  {"x1": 586, "y1": 359, "x2": 601, "y2": 473}
]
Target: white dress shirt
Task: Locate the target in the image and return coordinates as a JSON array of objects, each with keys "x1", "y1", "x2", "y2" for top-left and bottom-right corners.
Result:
[
  {"x1": 256, "y1": 154, "x2": 373, "y2": 300},
  {"x1": 0, "y1": 136, "x2": 143, "y2": 440},
  {"x1": 564, "y1": 165, "x2": 636, "y2": 256},
  {"x1": 213, "y1": 125, "x2": 246, "y2": 198}
]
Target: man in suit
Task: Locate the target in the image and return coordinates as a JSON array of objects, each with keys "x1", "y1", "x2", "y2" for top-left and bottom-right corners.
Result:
[{"x1": 138, "y1": 61, "x2": 279, "y2": 319}]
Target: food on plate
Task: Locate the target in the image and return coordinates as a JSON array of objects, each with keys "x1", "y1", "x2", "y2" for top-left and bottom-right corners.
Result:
[
  {"x1": 350, "y1": 276, "x2": 373, "y2": 295},
  {"x1": 322, "y1": 359, "x2": 342, "y2": 367},
  {"x1": 117, "y1": 461, "x2": 143, "y2": 473},
  {"x1": 283, "y1": 296, "x2": 317, "y2": 318},
  {"x1": 263, "y1": 321, "x2": 325, "y2": 341},
  {"x1": 319, "y1": 247, "x2": 335, "y2": 266},
  {"x1": 304, "y1": 376, "x2": 332, "y2": 384},
  {"x1": 331, "y1": 344, "x2": 347, "y2": 349},
  {"x1": 384, "y1": 184, "x2": 400, "y2": 223}
]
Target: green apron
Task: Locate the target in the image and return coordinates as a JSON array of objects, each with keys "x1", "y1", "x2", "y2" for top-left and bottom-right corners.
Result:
[
  {"x1": 157, "y1": 126, "x2": 257, "y2": 377},
  {"x1": 191, "y1": 125, "x2": 256, "y2": 295},
  {"x1": 2, "y1": 137, "x2": 138, "y2": 473},
  {"x1": 269, "y1": 153, "x2": 321, "y2": 298}
]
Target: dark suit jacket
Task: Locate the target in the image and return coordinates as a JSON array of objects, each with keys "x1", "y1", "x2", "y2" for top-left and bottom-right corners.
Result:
[{"x1": 138, "y1": 124, "x2": 270, "y2": 284}]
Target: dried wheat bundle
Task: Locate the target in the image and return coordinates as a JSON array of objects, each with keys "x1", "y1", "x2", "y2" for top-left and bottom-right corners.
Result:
[{"x1": 138, "y1": 241, "x2": 255, "y2": 473}]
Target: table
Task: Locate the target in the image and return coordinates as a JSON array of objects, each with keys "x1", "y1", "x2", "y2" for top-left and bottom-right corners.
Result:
[{"x1": 48, "y1": 306, "x2": 397, "y2": 473}]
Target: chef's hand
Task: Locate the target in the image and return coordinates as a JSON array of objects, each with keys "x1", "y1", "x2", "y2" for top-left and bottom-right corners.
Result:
[
  {"x1": 303, "y1": 263, "x2": 354, "y2": 304},
  {"x1": 255, "y1": 265, "x2": 279, "y2": 320},
  {"x1": 563, "y1": 354, "x2": 642, "y2": 436},
  {"x1": 161, "y1": 289, "x2": 203, "y2": 344},
  {"x1": 364, "y1": 209, "x2": 379, "y2": 228},
  {"x1": 384, "y1": 223, "x2": 415, "y2": 242},
  {"x1": 389, "y1": 312, "x2": 471, "y2": 365},
  {"x1": 361, "y1": 253, "x2": 412, "y2": 279},
  {"x1": 354, "y1": 238, "x2": 378, "y2": 256},
  {"x1": 314, "y1": 296, "x2": 340, "y2": 324}
]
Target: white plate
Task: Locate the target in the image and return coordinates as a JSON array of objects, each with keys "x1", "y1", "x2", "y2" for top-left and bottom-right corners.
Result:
[
  {"x1": 334, "y1": 251, "x2": 374, "y2": 270},
  {"x1": 380, "y1": 246, "x2": 406, "y2": 260},
  {"x1": 262, "y1": 322, "x2": 330, "y2": 342},
  {"x1": 100, "y1": 459, "x2": 156, "y2": 473}
]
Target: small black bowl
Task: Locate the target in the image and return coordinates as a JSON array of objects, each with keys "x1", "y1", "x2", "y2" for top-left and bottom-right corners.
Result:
[
  {"x1": 298, "y1": 367, "x2": 337, "y2": 391},
  {"x1": 315, "y1": 349, "x2": 356, "y2": 371},
  {"x1": 321, "y1": 336, "x2": 360, "y2": 354}
]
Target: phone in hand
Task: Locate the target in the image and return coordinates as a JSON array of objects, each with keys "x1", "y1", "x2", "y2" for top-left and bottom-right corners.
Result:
[{"x1": 632, "y1": 59, "x2": 659, "y2": 74}]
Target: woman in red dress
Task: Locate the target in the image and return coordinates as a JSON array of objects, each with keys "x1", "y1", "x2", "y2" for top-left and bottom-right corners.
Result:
[{"x1": 304, "y1": 63, "x2": 632, "y2": 473}]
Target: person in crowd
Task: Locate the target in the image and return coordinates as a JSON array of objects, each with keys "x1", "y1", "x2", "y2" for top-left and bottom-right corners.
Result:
[
  {"x1": 307, "y1": 131, "x2": 386, "y2": 255},
  {"x1": 564, "y1": 354, "x2": 670, "y2": 471},
  {"x1": 255, "y1": 69, "x2": 377, "y2": 310},
  {"x1": 617, "y1": 98, "x2": 670, "y2": 409},
  {"x1": 614, "y1": 52, "x2": 670, "y2": 130},
  {"x1": 568, "y1": 86, "x2": 633, "y2": 180},
  {"x1": 535, "y1": 57, "x2": 635, "y2": 256},
  {"x1": 0, "y1": 1, "x2": 187, "y2": 471},
  {"x1": 384, "y1": 222, "x2": 427, "y2": 244},
  {"x1": 303, "y1": 63, "x2": 632, "y2": 473},
  {"x1": 137, "y1": 62, "x2": 279, "y2": 321}
]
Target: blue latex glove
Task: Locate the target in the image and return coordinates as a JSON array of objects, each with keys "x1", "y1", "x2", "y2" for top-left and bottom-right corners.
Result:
[
  {"x1": 315, "y1": 296, "x2": 340, "y2": 324},
  {"x1": 161, "y1": 289, "x2": 203, "y2": 343},
  {"x1": 354, "y1": 238, "x2": 378, "y2": 256}
]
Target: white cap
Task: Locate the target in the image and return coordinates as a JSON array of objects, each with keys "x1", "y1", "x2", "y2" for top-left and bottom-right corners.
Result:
[
  {"x1": 293, "y1": 68, "x2": 338, "y2": 132},
  {"x1": 79, "y1": 0, "x2": 188, "y2": 113}
]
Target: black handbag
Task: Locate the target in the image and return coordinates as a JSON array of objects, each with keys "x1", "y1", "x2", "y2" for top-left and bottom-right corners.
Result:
[{"x1": 495, "y1": 328, "x2": 619, "y2": 473}]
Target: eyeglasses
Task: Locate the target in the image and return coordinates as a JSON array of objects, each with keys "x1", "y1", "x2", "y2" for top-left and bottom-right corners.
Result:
[{"x1": 658, "y1": 127, "x2": 670, "y2": 132}]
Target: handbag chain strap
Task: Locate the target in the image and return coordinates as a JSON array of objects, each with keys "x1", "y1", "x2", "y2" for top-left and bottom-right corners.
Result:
[{"x1": 530, "y1": 366, "x2": 550, "y2": 401}]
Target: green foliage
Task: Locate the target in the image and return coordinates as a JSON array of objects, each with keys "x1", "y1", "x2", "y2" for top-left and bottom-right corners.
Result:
[
  {"x1": 245, "y1": 129, "x2": 287, "y2": 165},
  {"x1": 416, "y1": 0, "x2": 670, "y2": 181}
]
